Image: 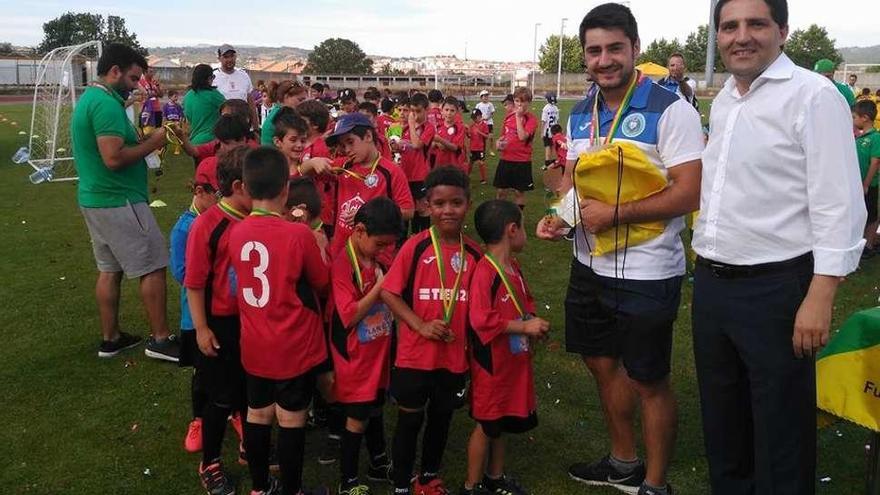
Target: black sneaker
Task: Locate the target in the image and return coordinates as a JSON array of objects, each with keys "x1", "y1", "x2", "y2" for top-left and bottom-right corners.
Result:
[
  {"x1": 318, "y1": 433, "x2": 340, "y2": 465},
  {"x1": 199, "y1": 461, "x2": 236, "y2": 495},
  {"x1": 483, "y1": 475, "x2": 528, "y2": 495},
  {"x1": 145, "y1": 334, "x2": 180, "y2": 362},
  {"x1": 366, "y1": 455, "x2": 392, "y2": 483},
  {"x1": 637, "y1": 483, "x2": 674, "y2": 495},
  {"x1": 459, "y1": 483, "x2": 491, "y2": 495},
  {"x1": 568, "y1": 455, "x2": 645, "y2": 495},
  {"x1": 98, "y1": 331, "x2": 142, "y2": 358}
]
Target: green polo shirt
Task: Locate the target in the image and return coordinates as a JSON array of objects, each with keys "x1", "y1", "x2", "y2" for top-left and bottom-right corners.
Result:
[
  {"x1": 260, "y1": 104, "x2": 281, "y2": 146},
  {"x1": 71, "y1": 85, "x2": 148, "y2": 208},
  {"x1": 857, "y1": 128, "x2": 880, "y2": 187},
  {"x1": 183, "y1": 88, "x2": 226, "y2": 145},
  {"x1": 834, "y1": 81, "x2": 856, "y2": 107}
]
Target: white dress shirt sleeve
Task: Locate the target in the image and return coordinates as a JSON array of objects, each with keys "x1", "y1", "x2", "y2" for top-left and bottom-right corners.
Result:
[
  {"x1": 656, "y1": 99, "x2": 705, "y2": 168},
  {"x1": 798, "y1": 85, "x2": 867, "y2": 276}
]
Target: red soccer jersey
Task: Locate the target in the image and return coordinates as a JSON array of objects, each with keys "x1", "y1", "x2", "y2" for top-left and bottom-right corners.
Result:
[
  {"x1": 469, "y1": 121, "x2": 489, "y2": 152},
  {"x1": 329, "y1": 253, "x2": 392, "y2": 403},
  {"x1": 400, "y1": 123, "x2": 435, "y2": 182},
  {"x1": 427, "y1": 107, "x2": 442, "y2": 130},
  {"x1": 552, "y1": 133, "x2": 567, "y2": 166},
  {"x1": 329, "y1": 156, "x2": 414, "y2": 260},
  {"x1": 382, "y1": 230, "x2": 482, "y2": 373},
  {"x1": 194, "y1": 138, "x2": 260, "y2": 162},
  {"x1": 229, "y1": 215, "x2": 330, "y2": 379},
  {"x1": 376, "y1": 114, "x2": 394, "y2": 137},
  {"x1": 184, "y1": 202, "x2": 245, "y2": 316},
  {"x1": 468, "y1": 257, "x2": 537, "y2": 420},
  {"x1": 376, "y1": 132, "x2": 393, "y2": 160},
  {"x1": 433, "y1": 121, "x2": 468, "y2": 172},
  {"x1": 499, "y1": 112, "x2": 538, "y2": 162},
  {"x1": 303, "y1": 137, "x2": 337, "y2": 229}
]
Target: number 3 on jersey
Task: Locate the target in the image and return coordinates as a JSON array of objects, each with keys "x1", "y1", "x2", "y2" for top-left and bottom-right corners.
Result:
[{"x1": 240, "y1": 241, "x2": 270, "y2": 308}]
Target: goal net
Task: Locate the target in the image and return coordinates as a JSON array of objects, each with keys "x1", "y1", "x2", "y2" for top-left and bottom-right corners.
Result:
[{"x1": 27, "y1": 41, "x2": 102, "y2": 182}]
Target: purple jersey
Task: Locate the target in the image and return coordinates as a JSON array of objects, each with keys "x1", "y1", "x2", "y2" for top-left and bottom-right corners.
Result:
[{"x1": 163, "y1": 102, "x2": 183, "y2": 122}]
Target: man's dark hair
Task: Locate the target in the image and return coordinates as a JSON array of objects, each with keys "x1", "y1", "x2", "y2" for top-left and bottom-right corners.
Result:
[
  {"x1": 714, "y1": 0, "x2": 788, "y2": 28},
  {"x1": 380, "y1": 98, "x2": 395, "y2": 114},
  {"x1": 425, "y1": 165, "x2": 470, "y2": 199},
  {"x1": 273, "y1": 107, "x2": 308, "y2": 140},
  {"x1": 190, "y1": 64, "x2": 215, "y2": 91},
  {"x1": 427, "y1": 89, "x2": 444, "y2": 103},
  {"x1": 410, "y1": 93, "x2": 429, "y2": 109},
  {"x1": 353, "y1": 197, "x2": 404, "y2": 237},
  {"x1": 475, "y1": 200, "x2": 522, "y2": 245},
  {"x1": 286, "y1": 177, "x2": 322, "y2": 217},
  {"x1": 214, "y1": 114, "x2": 250, "y2": 143},
  {"x1": 97, "y1": 43, "x2": 148, "y2": 76},
  {"x1": 579, "y1": 3, "x2": 639, "y2": 49},
  {"x1": 442, "y1": 96, "x2": 459, "y2": 108},
  {"x1": 668, "y1": 52, "x2": 685, "y2": 62},
  {"x1": 854, "y1": 100, "x2": 878, "y2": 122},
  {"x1": 296, "y1": 99, "x2": 330, "y2": 133},
  {"x1": 217, "y1": 146, "x2": 250, "y2": 197},
  {"x1": 244, "y1": 147, "x2": 288, "y2": 200},
  {"x1": 358, "y1": 101, "x2": 379, "y2": 116}
]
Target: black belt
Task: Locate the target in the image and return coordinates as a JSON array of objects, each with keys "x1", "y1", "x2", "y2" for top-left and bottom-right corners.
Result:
[{"x1": 696, "y1": 253, "x2": 812, "y2": 279}]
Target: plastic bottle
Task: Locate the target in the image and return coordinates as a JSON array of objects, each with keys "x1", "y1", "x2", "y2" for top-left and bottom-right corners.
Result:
[
  {"x1": 29, "y1": 167, "x2": 54, "y2": 184},
  {"x1": 12, "y1": 146, "x2": 30, "y2": 164}
]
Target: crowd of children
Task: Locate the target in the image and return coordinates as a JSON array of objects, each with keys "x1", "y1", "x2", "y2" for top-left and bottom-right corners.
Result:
[{"x1": 165, "y1": 85, "x2": 555, "y2": 495}]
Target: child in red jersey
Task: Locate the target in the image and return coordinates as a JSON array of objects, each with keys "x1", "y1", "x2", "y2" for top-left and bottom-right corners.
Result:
[
  {"x1": 377, "y1": 98, "x2": 396, "y2": 137},
  {"x1": 391, "y1": 93, "x2": 435, "y2": 234},
  {"x1": 381, "y1": 166, "x2": 483, "y2": 495},
  {"x1": 330, "y1": 197, "x2": 404, "y2": 495},
  {"x1": 297, "y1": 99, "x2": 337, "y2": 239},
  {"x1": 272, "y1": 107, "x2": 310, "y2": 178},
  {"x1": 468, "y1": 109, "x2": 490, "y2": 185},
  {"x1": 358, "y1": 101, "x2": 393, "y2": 160},
  {"x1": 184, "y1": 146, "x2": 253, "y2": 495},
  {"x1": 432, "y1": 96, "x2": 468, "y2": 175},
  {"x1": 494, "y1": 87, "x2": 538, "y2": 210},
  {"x1": 175, "y1": 114, "x2": 250, "y2": 173},
  {"x1": 426, "y1": 89, "x2": 444, "y2": 131},
  {"x1": 543, "y1": 123, "x2": 567, "y2": 195},
  {"x1": 229, "y1": 147, "x2": 331, "y2": 495},
  {"x1": 462, "y1": 200, "x2": 549, "y2": 495}
]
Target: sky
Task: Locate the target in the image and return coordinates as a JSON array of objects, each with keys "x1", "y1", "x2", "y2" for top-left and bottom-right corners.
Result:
[{"x1": 0, "y1": 0, "x2": 876, "y2": 62}]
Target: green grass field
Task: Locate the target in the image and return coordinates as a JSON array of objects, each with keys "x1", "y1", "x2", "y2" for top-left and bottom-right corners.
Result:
[{"x1": 0, "y1": 99, "x2": 877, "y2": 495}]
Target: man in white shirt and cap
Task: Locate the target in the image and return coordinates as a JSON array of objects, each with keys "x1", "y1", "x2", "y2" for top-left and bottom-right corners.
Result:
[
  {"x1": 213, "y1": 44, "x2": 258, "y2": 127},
  {"x1": 692, "y1": 1, "x2": 866, "y2": 493}
]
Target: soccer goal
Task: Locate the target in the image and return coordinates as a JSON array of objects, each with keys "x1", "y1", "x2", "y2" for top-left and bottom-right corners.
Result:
[{"x1": 27, "y1": 40, "x2": 102, "y2": 182}]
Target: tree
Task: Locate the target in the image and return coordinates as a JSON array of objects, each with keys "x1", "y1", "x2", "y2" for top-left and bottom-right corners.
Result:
[
  {"x1": 38, "y1": 12, "x2": 146, "y2": 56},
  {"x1": 0, "y1": 42, "x2": 13, "y2": 55},
  {"x1": 785, "y1": 24, "x2": 842, "y2": 70},
  {"x1": 682, "y1": 24, "x2": 725, "y2": 73},
  {"x1": 538, "y1": 35, "x2": 583, "y2": 74},
  {"x1": 637, "y1": 38, "x2": 682, "y2": 66},
  {"x1": 305, "y1": 38, "x2": 373, "y2": 74}
]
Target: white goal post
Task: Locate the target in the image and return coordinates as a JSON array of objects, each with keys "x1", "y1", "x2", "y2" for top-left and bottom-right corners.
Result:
[{"x1": 27, "y1": 41, "x2": 102, "y2": 182}]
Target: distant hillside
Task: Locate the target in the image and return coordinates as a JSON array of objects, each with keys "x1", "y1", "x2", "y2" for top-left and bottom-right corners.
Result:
[
  {"x1": 840, "y1": 45, "x2": 880, "y2": 64},
  {"x1": 148, "y1": 45, "x2": 312, "y2": 65}
]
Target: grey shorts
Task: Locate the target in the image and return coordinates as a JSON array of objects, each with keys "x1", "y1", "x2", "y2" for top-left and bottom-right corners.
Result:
[{"x1": 80, "y1": 202, "x2": 168, "y2": 278}]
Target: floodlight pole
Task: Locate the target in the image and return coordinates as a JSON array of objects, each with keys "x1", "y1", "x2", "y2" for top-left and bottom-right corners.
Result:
[
  {"x1": 532, "y1": 23, "x2": 541, "y2": 93},
  {"x1": 705, "y1": 0, "x2": 719, "y2": 88},
  {"x1": 556, "y1": 17, "x2": 568, "y2": 98}
]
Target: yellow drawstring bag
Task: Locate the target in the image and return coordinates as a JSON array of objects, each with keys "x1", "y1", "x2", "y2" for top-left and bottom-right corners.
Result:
[{"x1": 573, "y1": 141, "x2": 668, "y2": 256}]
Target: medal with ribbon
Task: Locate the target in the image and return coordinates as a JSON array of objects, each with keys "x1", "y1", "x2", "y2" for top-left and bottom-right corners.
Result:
[
  {"x1": 483, "y1": 253, "x2": 526, "y2": 318},
  {"x1": 429, "y1": 226, "x2": 465, "y2": 324},
  {"x1": 218, "y1": 200, "x2": 247, "y2": 220},
  {"x1": 250, "y1": 207, "x2": 281, "y2": 218},
  {"x1": 331, "y1": 154, "x2": 381, "y2": 188},
  {"x1": 590, "y1": 71, "x2": 640, "y2": 147}
]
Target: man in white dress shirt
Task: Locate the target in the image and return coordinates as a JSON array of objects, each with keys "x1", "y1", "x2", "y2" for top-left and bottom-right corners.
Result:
[
  {"x1": 213, "y1": 44, "x2": 258, "y2": 127},
  {"x1": 692, "y1": 1, "x2": 866, "y2": 493}
]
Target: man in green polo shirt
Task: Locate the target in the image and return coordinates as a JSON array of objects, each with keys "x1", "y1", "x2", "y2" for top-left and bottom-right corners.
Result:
[
  {"x1": 854, "y1": 99, "x2": 880, "y2": 257},
  {"x1": 814, "y1": 58, "x2": 856, "y2": 107},
  {"x1": 72, "y1": 43, "x2": 179, "y2": 361}
]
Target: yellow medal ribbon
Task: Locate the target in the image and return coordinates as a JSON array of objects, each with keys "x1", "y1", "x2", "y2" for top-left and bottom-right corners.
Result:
[
  {"x1": 330, "y1": 154, "x2": 381, "y2": 181},
  {"x1": 483, "y1": 253, "x2": 526, "y2": 318},
  {"x1": 429, "y1": 226, "x2": 465, "y2": 324},
  {"x1": 591, "y1": 71, "x2": 640, "y2": 147},
  {"x1": 188, "y1": 201, "x2": 201, "y2": 216},
  {"x1": 250, "y1": 207, "x2": 281, "y2": 218},
  {"x1": 345, "y1": 238, "x2": 365, "y2": 293},
  {"x1": 218, "y1": 200, "x2": 246, "y2": 219}
]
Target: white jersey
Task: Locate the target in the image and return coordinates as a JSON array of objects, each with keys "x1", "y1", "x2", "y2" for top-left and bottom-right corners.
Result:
[
  {"x1": 475, "y1": 101, "x2": 495, "y2": 123},
  {"x1": 213, "y1": 67, "x2": 253, "y2": 101},
  {"x1": 541, "y1": 103, "x2": 560, "y2": 138}
]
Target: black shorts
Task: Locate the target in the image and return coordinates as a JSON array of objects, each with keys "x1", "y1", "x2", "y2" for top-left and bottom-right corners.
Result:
[
  {"x1": 470, "y1": 151, "x2": 485, "y2": 162},
  {"x1": 487, "y1": 123, "x2": 494, "y2": 133},
  {"x1": 564, "y1": 261, "x2": 683, "y2": 383},
  {"x1": 409, "y1": 181, "x2": 426, "y2": 201},
  {"x1": 247, "y1": 367, "x2": 319, "y2": 411},
  {"x1": 542, "y1": 135, "x2": 553, "y2": 147},
  {"x1": 390, "y1": 368, "x2": 467, "y2": 411},
  {"x1": 476, "y1": 412, "x2": 538, "y2": 439},
  {"x1": 197, "y1": 315, "x2": 245, "y2": 409},
  {"x1": 866, "y1": 185, "x2": 878, "y2": 224},
  {"x1": 342, "y1": 393, "x2": 387, "y2": 421},
  {"x1": 178, "y1": 330, "x2": 199, "y2": 368},
  {"x1": 493, "y1": 160, "x2": 534, "y2": 191}
]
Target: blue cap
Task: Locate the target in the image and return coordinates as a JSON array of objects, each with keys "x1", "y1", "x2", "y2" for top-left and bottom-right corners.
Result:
[{"x1": 325, "y1": 112, "x2": 374, "y2": 146}]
